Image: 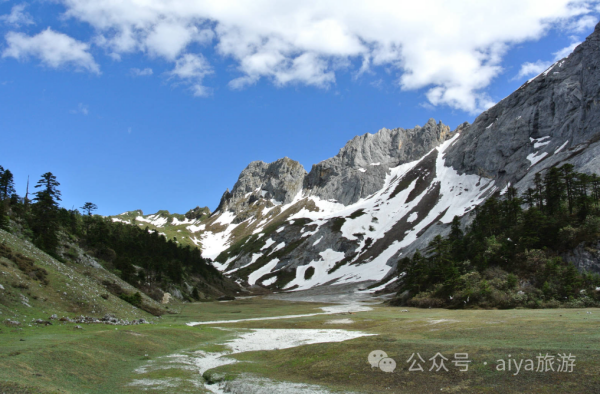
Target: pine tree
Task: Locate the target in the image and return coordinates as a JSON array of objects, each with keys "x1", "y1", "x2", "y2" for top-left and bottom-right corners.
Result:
[
  {"x1": 405, "y1": 250, "x2": 428, "y2": 294},
  {"x1": 31, "y1": 172, "x2": 62, "y2": 254},
  {"x1": 501, "y1": 186, "x2": 522, "y2": 228},
  {"x1": 0, "y1": 168, "x2": 16, "y2": 200},
  {"x1": 80, "y1": 202, "x2": 98, "y2": 216},
  {"x1": 534, "y1": 172, "x2": 545, "y2": 210},
  {"x1": 575, "y1": 173, "x2": 592, "y2": 219},
  {"x1": 544, "y1": 167, "x2": 564, "y2": 216},
  {"x1": 0, "y1": 202, "x2": 9, "y2": 231},
  {"x1": 449, "y1": 216, "x2": 463, "y2": 241},
  {"x1": 561, "y1": 164, "x2": 576, "y2": 214},
  {"x1": 523, "y1": 187, "x2": 536, "y2": 209}
]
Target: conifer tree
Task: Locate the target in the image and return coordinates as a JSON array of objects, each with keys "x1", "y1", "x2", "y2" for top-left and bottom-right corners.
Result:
[
  {"x1": 534, "y1": 172, "x2": 545, "y2": 209},
  {"x1": 0, "y1": 202, "x2": 9, "y2": 231},
  {"x1": 0, "y1": 168, "x2": 15, "y2": 200},
  {"x1": 544, "y1": 167, "x2": 564, "y2": 216},
  {"x1": 561, "y1": 164, "x2": 576, "y2": 214},
  {"x1": 31, "y1": 172, "x2": 62, "y2": 254},
  {"x1": 80, "y1": 202, "x2": 98, "y2": 216}
]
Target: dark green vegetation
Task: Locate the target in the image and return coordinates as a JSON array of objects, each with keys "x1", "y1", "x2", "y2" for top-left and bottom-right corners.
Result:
[
  {"x1": 394, "y1": 165, "x2": 600, "y2": 308},
  {"x1": 0, "y1": 165, "x2": 237, "y2": 306}
]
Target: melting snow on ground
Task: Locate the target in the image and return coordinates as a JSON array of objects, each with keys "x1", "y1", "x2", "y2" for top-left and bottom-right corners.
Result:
[
  {"x1": 133, "y1": 326, "x2": 374, "y2": 394},
  {"x1": 170, "y1": 217, "x2": 197, "y2": 226},
  {"x1": 187, "y1": 224, "x2": 206, "y2": 233},
  {"x1": 136, "y1": 214, "x2": 168, "y2": 227}
]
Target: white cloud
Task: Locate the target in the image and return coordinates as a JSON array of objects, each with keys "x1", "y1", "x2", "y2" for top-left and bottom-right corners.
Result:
[
  {"x1": 516, "y1": 60, "x2": 554, "y2": 80},
  {"x1": 168, "y1": 53, "x2": 213, "y2": 96},
  {"x1": 70, "y1": 103, "x2": 89, "y2": 115},
  {"x1": 0, "y1": 4, "x2": 34, "y2": 27},
  {"x1": 565, "y1": 14, "x2": 598, "y2": 32},
  {"x1": 516, "y1": 40, "x2": 582, "y2": 79},
  {"x1": 131, "y1": 67, "x2": 153, "y2": 76},
  {"x1": 54, "y1": 0, "x2": 600, "y2": 112},
  {"x1": 3, "y1": 28, "x2": 99, "y2": 73},
  {"x1": 553, "y1": 41, "x2": 582, "y2": 59}
]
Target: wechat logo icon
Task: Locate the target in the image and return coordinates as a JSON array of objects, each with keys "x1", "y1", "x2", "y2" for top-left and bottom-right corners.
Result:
[{"x1": 368, "y1": 350, "x2": 396, "y2": 372}]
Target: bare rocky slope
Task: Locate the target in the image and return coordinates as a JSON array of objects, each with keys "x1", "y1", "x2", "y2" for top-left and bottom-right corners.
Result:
[{"x1": 113, "y1": 23, "x2": 600, "y2": 292}]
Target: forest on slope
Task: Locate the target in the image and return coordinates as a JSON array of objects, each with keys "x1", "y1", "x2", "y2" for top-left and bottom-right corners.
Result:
[
  {"x1": 393, "y1": 164, "x2": 600, "y2": 308},
  {"x1": 0, "y1": 165, "x2": 238, "y2": 311}
]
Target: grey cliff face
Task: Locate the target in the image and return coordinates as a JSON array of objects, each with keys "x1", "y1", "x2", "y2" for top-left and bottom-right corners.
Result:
[
  {"x1": 217, "y1": 157, "x2": 307, "y2": 214},
  {"x1": 304, "y1": 118, "x2": 450, "y2": 205},
  {"x1": 445, "y1": 23, "x2": 600, "y2": 185}
]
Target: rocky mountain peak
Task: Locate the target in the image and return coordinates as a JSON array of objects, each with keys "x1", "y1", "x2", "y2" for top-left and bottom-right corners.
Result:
[
  {"x1": 303, "y1": 118, "x2": 451, "y2": 205},
  {"x1": 216, "y1": 157, "x2": 307, "y2": 215}
]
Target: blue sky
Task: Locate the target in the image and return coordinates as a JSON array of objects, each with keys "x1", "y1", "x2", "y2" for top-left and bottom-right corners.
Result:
[{"x1": 1, "y1": 1, "x2": 599, "y2": 215}]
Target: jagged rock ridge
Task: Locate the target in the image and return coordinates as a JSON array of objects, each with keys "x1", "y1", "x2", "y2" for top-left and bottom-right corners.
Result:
[{"x1": 304, "y1": 119, "x2": 451, "y2": 205}]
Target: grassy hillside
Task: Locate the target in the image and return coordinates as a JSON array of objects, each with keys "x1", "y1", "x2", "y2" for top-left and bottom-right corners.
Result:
[{"x1": 0, "y1": 228, "x2": 169, "y2": 322}]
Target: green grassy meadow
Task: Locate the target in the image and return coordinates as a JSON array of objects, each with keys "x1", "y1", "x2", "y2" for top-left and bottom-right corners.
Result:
[{"x1": 1, "y1": 297, "x2": 599, "y2": 393}]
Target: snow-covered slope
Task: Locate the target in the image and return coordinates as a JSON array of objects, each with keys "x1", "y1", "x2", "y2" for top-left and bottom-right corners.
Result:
[
  {"x1": 114, "y1": 23, "x2": 600, "y2": 293},
  {"x1": 195, "y1": 131, "x2": 496, "y2": 291}
]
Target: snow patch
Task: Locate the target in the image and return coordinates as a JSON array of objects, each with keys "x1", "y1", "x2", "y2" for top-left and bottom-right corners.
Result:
[
  {"x1": 171, "y1": 217, "x2": 196, "y2": 226},
  {"x1": 527, "y1": 151, "x2": 548, "y2": 168},
  {"x1": 324, "y1": 318, "x2": 354, "y2": 324},
  {"x1": 198, "y1": 222, "x2": 240, "y2": 261},
  {"x1": 136, "y1": 214, "x2": 168, "y2": 227},
  {"x1": 555, "y1": 140, "x2": 569, "y2": 154},
  {"x1": 261, "y1": 238, "x2": 276, "y2": 250},
  {"x1": 530, "y1": 136, "x2": 551, "y2": 149},
  {"x1": 186, "y1": 224, "x2": 205, "y2": 233},
  {"x1": 500, "y1": 182, "x2": 511, "y2": 196},
  {"x1": 248, "y1": 258, "x2": 280, "y2": 285},
  {"x1": 215, "y1": 211, "x2": 236, "y2": 226},
  {"x1": 262, "y1": 276, "x2": 277, "y2": 286}
]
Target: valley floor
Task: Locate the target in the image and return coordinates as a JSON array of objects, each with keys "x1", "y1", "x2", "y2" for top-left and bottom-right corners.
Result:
[{"x1": 1, "y1": 294, "x2": 599, "y2": 393}]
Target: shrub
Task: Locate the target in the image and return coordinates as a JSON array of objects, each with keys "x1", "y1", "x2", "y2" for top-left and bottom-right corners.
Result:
[
  {"x1": 506, "y1": 274, "x2": 518, "y2": 289},
  {"x1": 119, "y1": 291, "x2": 142, "y2": 307}
]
